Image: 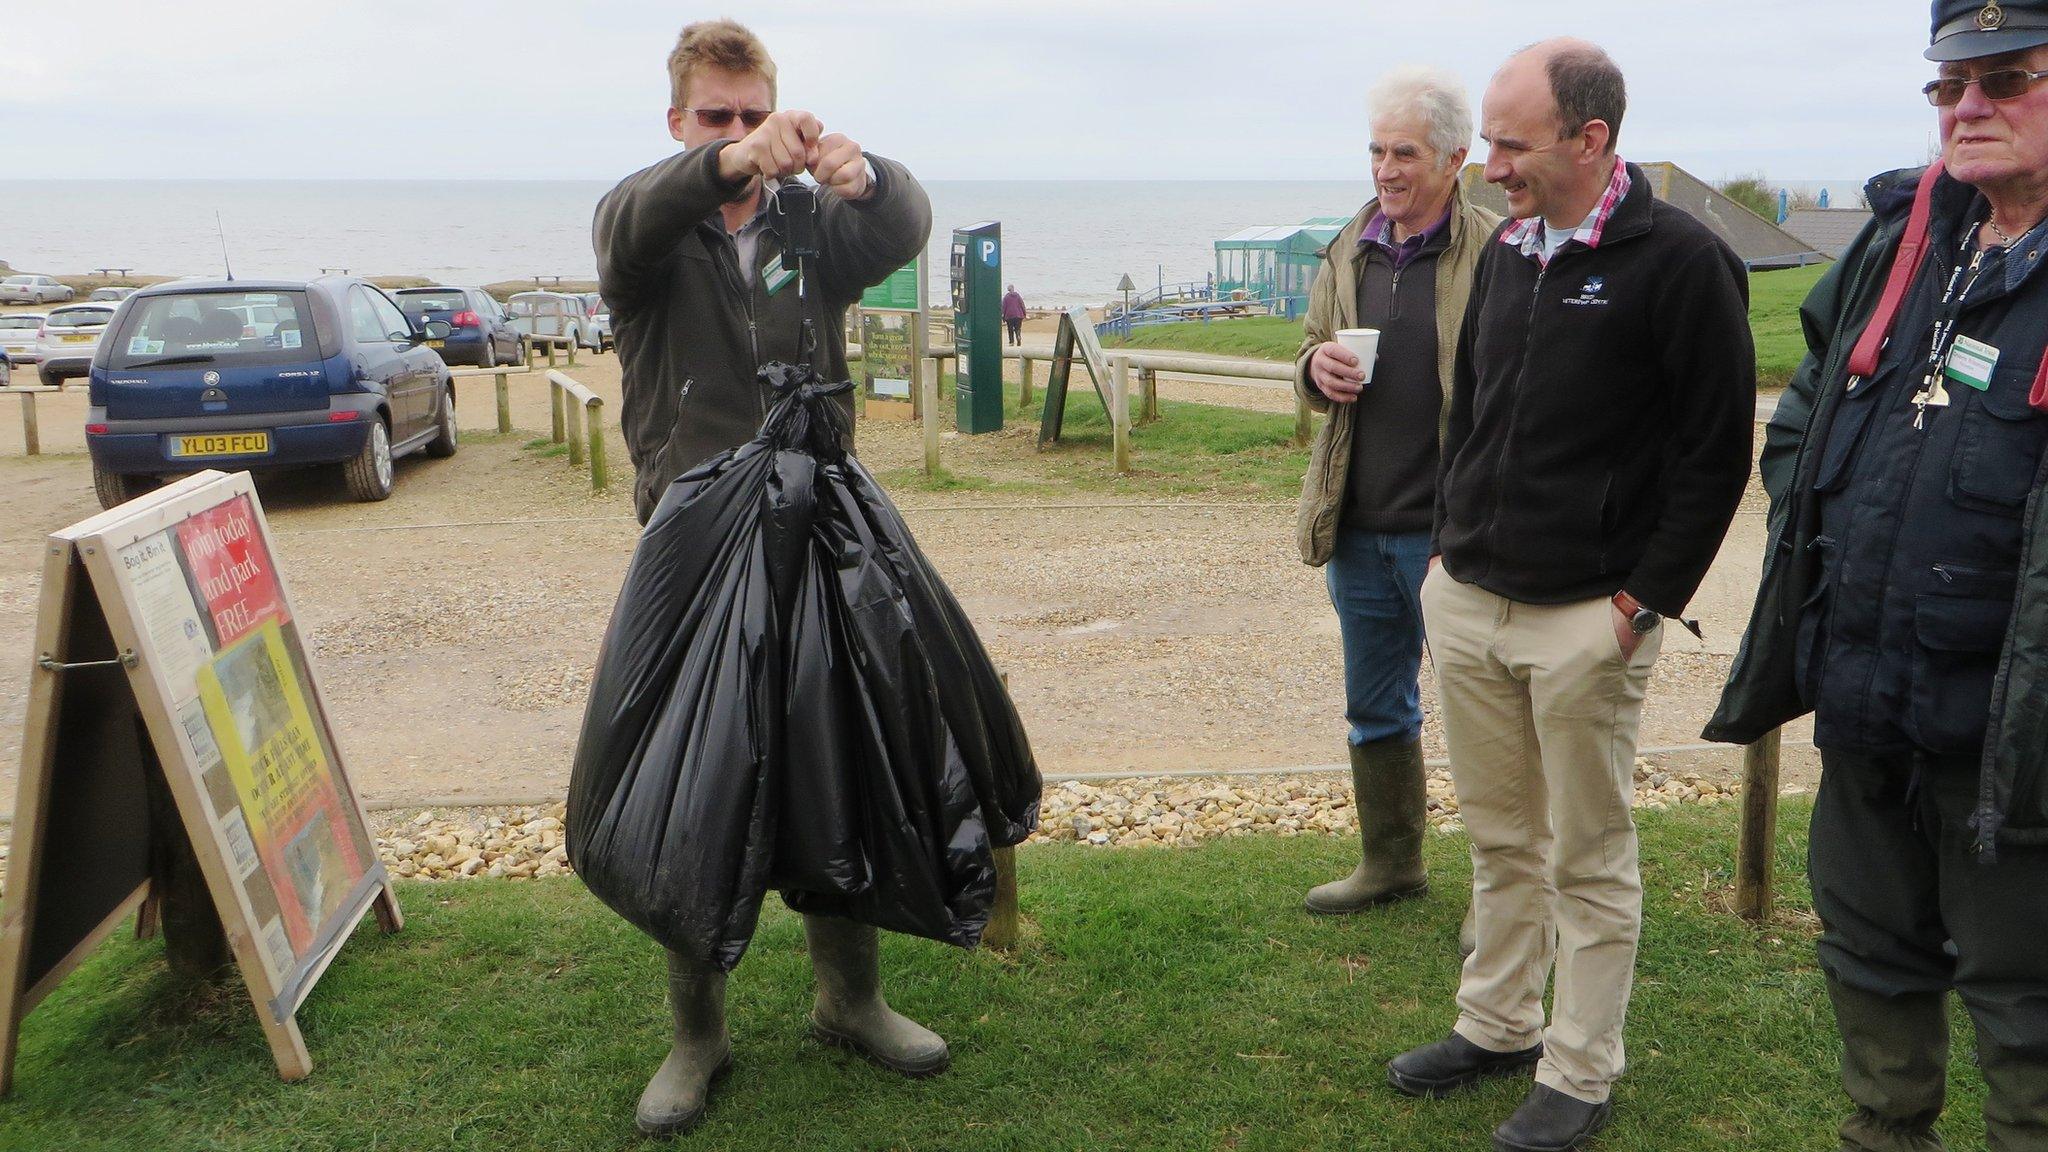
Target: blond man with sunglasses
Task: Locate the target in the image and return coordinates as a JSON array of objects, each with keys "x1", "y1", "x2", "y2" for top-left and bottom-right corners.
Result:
[
  {"x1": 591, "y1": 18, "x2": 935, "y2": 1139},
  {"x1": 1711, "y1": 3, "x2": 2048, "y2": 1148}
]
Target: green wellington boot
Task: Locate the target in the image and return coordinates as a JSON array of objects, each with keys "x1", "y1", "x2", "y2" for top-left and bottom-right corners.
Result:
[
  {"x1": 1306, "y1": 736, "x2": 1430, "y2": 915},
  {"x1": 635, "y1": 950, "x2": 734, "y2": 1138},
  {"x1": 1828, "y1": 977, "x2": 1948, "y2": 1152},
  {"x1": 1975, "y1": 1023, "x2": 2048, "y2": 1151},
  {"x1": 803, "y1": 915, "x2": 950, "y2": 1077}
]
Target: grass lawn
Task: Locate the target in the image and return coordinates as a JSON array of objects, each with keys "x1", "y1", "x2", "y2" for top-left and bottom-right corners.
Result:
[
  {"x1": 871, "y1": 373, "x2": 1309, "y2": 501},
  {"x1": 0, "y1": 801, "x2": 1996, "y2": 1151},
  {"x1": 1101, "y1": 266, "x2": 1830, "y2": 393}
]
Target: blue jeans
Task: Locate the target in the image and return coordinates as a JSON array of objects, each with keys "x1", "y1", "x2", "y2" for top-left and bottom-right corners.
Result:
[{"x1": 1325, "y1": 527, "x2": 1431, "y2": 746}]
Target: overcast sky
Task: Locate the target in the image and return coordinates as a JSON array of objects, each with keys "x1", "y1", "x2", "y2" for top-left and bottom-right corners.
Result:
[{"x1": 8, "y1": 0, "x2": 1941, "y2": 184}]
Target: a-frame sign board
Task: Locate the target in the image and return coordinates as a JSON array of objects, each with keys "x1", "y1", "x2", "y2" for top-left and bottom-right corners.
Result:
[
  {"x1": 0, "y1": 470, "x2": 401, "y2": 1094},
  {"x1": 1038, "y1": 305, "x2": 1115, "y2": 446}
]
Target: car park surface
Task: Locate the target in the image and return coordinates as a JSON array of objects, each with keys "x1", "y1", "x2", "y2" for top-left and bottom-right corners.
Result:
[{"x1": 85, "y1": 277, "x2": 457, "y2": 508}]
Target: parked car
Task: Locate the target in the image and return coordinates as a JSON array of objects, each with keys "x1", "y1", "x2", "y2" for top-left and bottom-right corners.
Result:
[
  {"x1": 89, "y1": 286, "x2": 139, "y2": 302},
  {"x1": 86, "y1": 277, "x2": 456, "y2": 509},
  {"x1": 505, "y1": 291, "x2": 587, "y2": 352},
  {"x1": 393, "y1": 286, "x2": 522, "y2": 368},
  {"x1": 574, "y1": 292, "x2": 609, "y2": 352},
  {"x1": 0, "y1": 313, "x2": 45, "y2": 365},
  {"x1": 37, "y1": 302, "x2": 120, "y2": 386},
  {"x1": 0, "y1": 275, "x2": 74, "y2": 304}
]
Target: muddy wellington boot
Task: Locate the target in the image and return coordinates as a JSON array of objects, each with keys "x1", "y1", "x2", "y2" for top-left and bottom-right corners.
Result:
[
  {"x1": 1305, "y1": 737, "x2": 1429, "y2": 914},
  {"x1": 634, "y1": 950, "x2": 734, "y2": 1139},
  {"x1": 803, "y1": 914, "x2": 950, "y2": 1076},
  {"x1": 1828, "y1": 976, "x2": 1948, "y2": 1151}
]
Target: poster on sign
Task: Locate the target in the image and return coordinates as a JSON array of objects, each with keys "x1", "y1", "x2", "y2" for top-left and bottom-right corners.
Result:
[{"x1": 0, "y1": 470, "x2": 399, "y2": 1093}]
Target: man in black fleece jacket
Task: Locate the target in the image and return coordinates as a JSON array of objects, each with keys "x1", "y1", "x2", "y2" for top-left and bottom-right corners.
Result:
[
  {"x1": 1387, "y1": 39, "x2": 1754, "y2": 1152},
  {"x1": 589, "y1": 19, "x2": 939, "y2": 1140}
]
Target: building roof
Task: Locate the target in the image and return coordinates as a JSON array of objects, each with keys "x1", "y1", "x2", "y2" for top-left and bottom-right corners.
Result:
[
  {"x1": 1780, "y1": 208, "x2": 1874, "y2": 261},
  {"x1": 1458, "y1": 161, "x2": 1830, "y2": 270},
  {"x1": 1214, "y1": 224, "x2": 1345, "y2": 253}
]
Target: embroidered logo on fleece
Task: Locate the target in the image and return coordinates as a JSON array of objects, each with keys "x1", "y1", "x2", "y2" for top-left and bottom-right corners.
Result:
[{"x1": 1563, "y1": 275, "x2": 1610, "y2": 307}]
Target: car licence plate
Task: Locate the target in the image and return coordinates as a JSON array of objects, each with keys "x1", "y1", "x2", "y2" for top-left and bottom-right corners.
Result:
[
  {"x1": 171, "y1": 432, "x2": 269, "y2": 458},
  {"x1": 61, "y1": 334, "x2": 95, "y2": 343},
  {"x1": 427, "y1": 339, "x2": 445, "y2": 348}
]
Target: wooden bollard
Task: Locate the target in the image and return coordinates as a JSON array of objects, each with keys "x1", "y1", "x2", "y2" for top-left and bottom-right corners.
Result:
[
  {"x1": 983, "y1": 671, "x2": 1022, "y2": 952},
  {"x1": 565, "y1": 396, "x2": 585, "y2": 468},
  {"x1": 566, "y1": 339, "x2": 578, "y2": 368},
  {"x1": 1019, "y1": 356, "x2": 1035, "y2": 411},
  {"x1": 546, "y1": 340, "x2": 559, "y2": 369},
  {"x1": 18, "y1": 392, "x2": 39, "y2": 456},
  {"x1": 1734, "y1": 728, "x2": 1783, "y2": 922},
  {"x1": 1111, "y1": 357, "x2": 1132, "y2": 473},
  {"x1": 921, "y1": 362, "x2": 941, "y2": 477},
  {"x1": 550, "y1": 384, "x2": 565, "y2": 444},
  {"x1": 494, "y1": 371, "x2": 512, "y2": 435},
  {"x1": 1139, "y1": 366, "x2": 1158, "y2": 424},
  {"x1": 586, "y1": 398, "x2": 607, "y2": 491}
]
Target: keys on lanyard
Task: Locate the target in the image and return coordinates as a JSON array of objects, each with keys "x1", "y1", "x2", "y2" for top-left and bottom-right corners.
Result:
[{"x1": 1912, "y1": 226, "x2": 1992, "y2": 430}]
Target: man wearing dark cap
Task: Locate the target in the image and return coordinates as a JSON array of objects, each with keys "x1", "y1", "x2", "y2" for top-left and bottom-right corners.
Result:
[{"x1": 1708, "y1": 4, "x2": 2048, "y2": 1148}]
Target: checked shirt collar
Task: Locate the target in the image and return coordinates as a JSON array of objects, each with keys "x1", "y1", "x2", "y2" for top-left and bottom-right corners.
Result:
[{"x1": 1499, "y1": 155, "x2": 1631, "y2": 266}]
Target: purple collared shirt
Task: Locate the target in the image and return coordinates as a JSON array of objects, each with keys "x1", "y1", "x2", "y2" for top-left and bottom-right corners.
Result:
[{"x1": 1357, "y1": 205, "x2": 1452, "y2": 271}]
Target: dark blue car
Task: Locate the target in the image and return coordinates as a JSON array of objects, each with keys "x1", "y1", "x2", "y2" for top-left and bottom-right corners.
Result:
[{"x1": 86, "y1": 277, "x2": 457, "y2": 509}]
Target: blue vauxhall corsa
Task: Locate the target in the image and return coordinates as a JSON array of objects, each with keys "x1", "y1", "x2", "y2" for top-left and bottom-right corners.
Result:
[{"x1": 85, "y1": 277, "x2": 458, "y2": 509}]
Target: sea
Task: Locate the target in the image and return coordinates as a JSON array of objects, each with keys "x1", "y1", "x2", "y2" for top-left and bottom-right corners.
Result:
[{"x1": 0, "y1": 179, "x2": 1370, "y2": 309}]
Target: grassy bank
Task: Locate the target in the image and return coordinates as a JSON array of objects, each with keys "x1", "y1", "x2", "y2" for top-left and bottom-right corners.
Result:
[
  {"x1": 871, "y1": 373, "x2": 1309, "y2": 500},
  {"x1": 1103, "y1": 265, "x2": 1830, "y2": 392},
  {"x1": 0, "y1": 800, "x2": 1995, "y2": 1151}
]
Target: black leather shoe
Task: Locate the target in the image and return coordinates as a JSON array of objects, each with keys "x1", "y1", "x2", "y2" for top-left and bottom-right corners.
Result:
[
  {"x1": 1493, "y1": 1083, "x2": 1612, "y2": 1152},
  {"x1": 1387, "y1": 1033, "x2": 1543, "y2": 1098}
]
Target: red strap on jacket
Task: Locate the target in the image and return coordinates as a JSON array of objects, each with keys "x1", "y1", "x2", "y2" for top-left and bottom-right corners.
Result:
[
  {"x1": 1846, "y1": 161, "x2": 1943, "y2": 380},
  {"x1": 1844, "y1": 159, "x2": 2048, "y2": 412}
]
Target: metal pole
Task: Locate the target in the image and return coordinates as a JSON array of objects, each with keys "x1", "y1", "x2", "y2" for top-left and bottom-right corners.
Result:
[
  {"x1": 586, "y1": 397, "x2": 607, "y2": 490},
  {"x1": 1734, "y1": 728, "x2": 1784, "y2": 922}
]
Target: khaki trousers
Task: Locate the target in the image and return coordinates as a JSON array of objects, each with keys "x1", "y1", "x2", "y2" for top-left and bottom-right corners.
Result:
[{"x1": 1419, "y1": 566, "x2": 1662, "y2": 1104}]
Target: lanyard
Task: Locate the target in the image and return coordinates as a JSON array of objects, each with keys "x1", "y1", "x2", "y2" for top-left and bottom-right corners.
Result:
[{"x1": 1910, "y1": 222, "x2": 1993, "y2": 430}]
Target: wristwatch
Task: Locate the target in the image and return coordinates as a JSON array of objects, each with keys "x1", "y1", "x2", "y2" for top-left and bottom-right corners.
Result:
[{"x1": 1613, "y1": 590, "x2": 1660, "y2": 635}]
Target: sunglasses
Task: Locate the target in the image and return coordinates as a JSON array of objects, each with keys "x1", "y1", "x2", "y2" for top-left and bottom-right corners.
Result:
[
  {"x1": 1923, "y1": 67, "x2": 2048, "y2": 106},
  {"x1": 680, "y1": 106, "x2": 772, "y2": 129}
]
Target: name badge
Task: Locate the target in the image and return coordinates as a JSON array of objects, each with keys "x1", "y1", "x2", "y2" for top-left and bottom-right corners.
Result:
[
  {"x1": 763, "y1": 254, "x2": 797, "y2": 296},
  {"x1": 1944, "y1": 334, "x2": 2000, "y2": 392}
]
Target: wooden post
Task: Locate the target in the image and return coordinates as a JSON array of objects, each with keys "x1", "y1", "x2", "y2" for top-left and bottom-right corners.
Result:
[
  {"x1": 566, "y1": 338, "x2": 578, "y2": 368},
  {"x1": 18, "y1": 392, "x2": 38, "y2": 456},
  {"x1": 1019, "y1": 356, "x2": 1035, "y2": 411},
  {"x1": 1139, "y1": 366, "x2": 1159, "y2": 424},
  {"x1": 1111, "y1": 356, "x2": 1132, "y2": 473},
  {"x1": 585, "y1": 398, "x2": 607, "y2": 491},
  {"x1": 550, "y1": 381, "x2": 565, "y2": 445},
  {"x1": 494, "y1": 371, "x2": 511, "y2": 435},
  {"x1": 1294, "y1": 388, "x2": 1313, "y2": 446},
  {"x1": 565, "y1": 395, "x2": 585, "y2": 468},
  {"x1": 921, "y1": 362, "x2": 941, "y2": 477},
  {"x1": 1734, "y1": 728, "x2": 1783, "y2": 922},
  {"x1": 546, "y1": 339, "x2": 559, "y2": 369},
  {"x1": 983, "y1": 671, "x2": 1022, "y2": 952}
]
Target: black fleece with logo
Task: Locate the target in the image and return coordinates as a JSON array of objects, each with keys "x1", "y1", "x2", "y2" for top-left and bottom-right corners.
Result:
[{"x1": 1432, "y1": 164, "x2": 1756, "y2": 616}]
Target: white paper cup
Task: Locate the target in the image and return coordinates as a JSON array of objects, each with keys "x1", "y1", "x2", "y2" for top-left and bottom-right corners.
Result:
[{"x1": 1335, "y1": 328, "x2": 1381, "y2": 383}]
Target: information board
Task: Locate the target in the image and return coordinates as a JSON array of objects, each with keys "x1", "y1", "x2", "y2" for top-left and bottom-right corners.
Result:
[
  {"x1": 1038, "y1": 306, "x2": 1114, "y2": 445},
  {"x1": 861, "y1": 311, "x2": 918, "y2": 420},
  {"x1": 0, "y1": 470, "x2": 401, "y2": 1093},
  {"x1": 860, "y1": 261, "x2": 921, "y2": 311}
]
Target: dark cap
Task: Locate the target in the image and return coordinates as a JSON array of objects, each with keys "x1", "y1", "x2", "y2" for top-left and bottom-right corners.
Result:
[{"x1": 1928, "y1": 1, "x2": 2048, "y2": 61}]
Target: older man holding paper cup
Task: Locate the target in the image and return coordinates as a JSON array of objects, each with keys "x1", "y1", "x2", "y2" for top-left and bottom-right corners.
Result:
[{"x1": 1293, "y1": 65, "x2": 1499, "y2": 918}]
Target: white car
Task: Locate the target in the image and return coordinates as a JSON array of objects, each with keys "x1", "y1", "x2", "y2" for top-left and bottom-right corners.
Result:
[
  {"x1": 89, "y1": 286, "x2": 139, "y2": 302},
  {"x1": 0, "y1": 313, "x2": 46, "y2": 364},
  {"x1": 505, "y1": 291, "x2": 588, "y2": 350},
  {"x1": 36, "y1": 302, "x2": 118, "y2": 386},
  {"x1": 0, "y1": 275, "x2": 75, "y2": 304}
]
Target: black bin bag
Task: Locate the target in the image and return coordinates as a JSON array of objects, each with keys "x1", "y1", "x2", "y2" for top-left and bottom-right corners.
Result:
[{"x1": 567, "y1": 365, "x2": 1041, "y2": 971}]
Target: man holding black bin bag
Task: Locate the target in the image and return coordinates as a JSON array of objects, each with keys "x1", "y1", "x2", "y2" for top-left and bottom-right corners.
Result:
[{"x1": 590, "y1": 18, "x2": 938, "y2": 1139}]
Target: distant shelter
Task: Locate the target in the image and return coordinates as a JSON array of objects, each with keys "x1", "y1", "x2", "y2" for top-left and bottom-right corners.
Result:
[
  {"x1": 1212, "y1": 217, "x2": 1350, "y2": 320},
  {"x1": 1458, "y1": 161, "x2": 1828, "y2": 271}
]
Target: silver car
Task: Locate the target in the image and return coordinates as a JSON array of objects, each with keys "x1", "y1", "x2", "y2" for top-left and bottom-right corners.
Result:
[
  {"x1": 89, "y1": 286, "x2": 139, "y2": 302},
  {"x1": 0, "y1": 312, "x2": 46, "y2": 364},
  {"x1": 36, "y1": 302, "x2": 117, "y2": 385},
  {"x1": 0, "y1": 275, "x2": 75, "y2": 304},
  {"x1": 505, "y1": 291, "x2": 587, "y2": 350}
]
